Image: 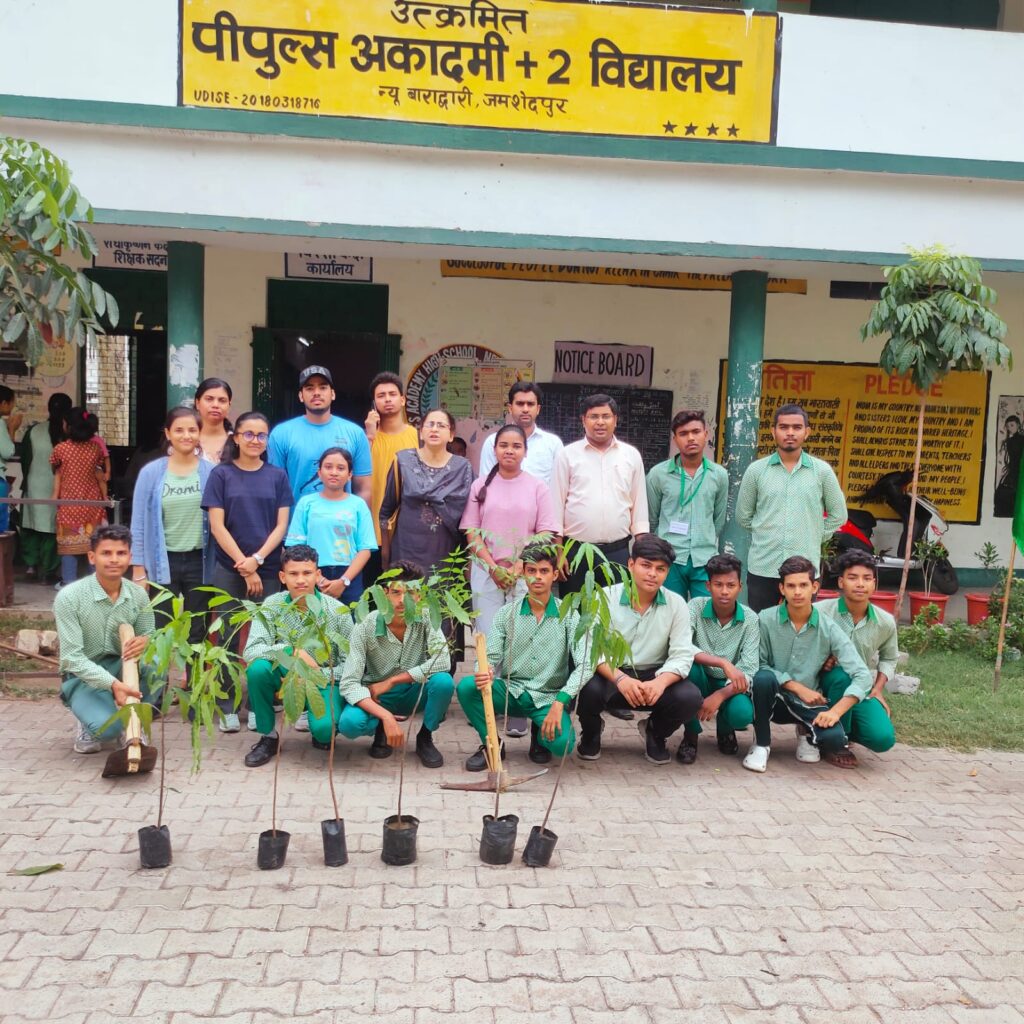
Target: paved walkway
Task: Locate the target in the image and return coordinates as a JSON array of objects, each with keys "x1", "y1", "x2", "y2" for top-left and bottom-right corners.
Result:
[{"x1": 0, "y1": 695, "x2": 1021, "y2": 1024}]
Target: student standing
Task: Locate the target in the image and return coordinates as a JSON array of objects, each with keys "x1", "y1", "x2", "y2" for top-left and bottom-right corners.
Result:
[
  {"x1": 285, "y1": 447, "x2": 377, "y2": 602},
  {"x1": 268, "y1": 365, "x2": 372, "y2": 504},
  {"x1": 19, "y1": 392, "x2": 72, "y2": 582},
  {"x1": 378, "y1": 408, "x2": 473, "y2": 573},
  {"x1": 202, "y1": 411, "x2": 292, "y2": 732},
  {"x1": 743, "y1": 555, "x2": 875, "y2": 774},
  {"x1": 646, "y1": 410, "x2": 728, "y2": 599},
  {"x1": 194, "y1": 377, "x2": 234, "y2": 464},
  {"x1": 736, "y1": 403, "x2": 847, "y2": 612},
  {"x1": 478, "y1": 382, "x2": 564, "y2": 484},
  {"x1": 130, "y1": 407, "x2": 214, "y2": 637},
  {"x1": 815, "y1": 549, "x2": 898, "y2": 768},
  {"x1": 552, "y1": 393, "x2": 649, "y2": 595}
]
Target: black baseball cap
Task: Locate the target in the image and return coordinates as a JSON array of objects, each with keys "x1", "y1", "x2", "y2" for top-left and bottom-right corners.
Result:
[{"x1": 298, "y1": 365, "x2": 333, "y2": 387}]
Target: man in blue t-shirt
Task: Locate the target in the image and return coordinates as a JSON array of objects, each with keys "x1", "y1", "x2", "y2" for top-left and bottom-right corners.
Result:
[{"x1": 267, "y1": 366, "x2": 373, "y2": 504}]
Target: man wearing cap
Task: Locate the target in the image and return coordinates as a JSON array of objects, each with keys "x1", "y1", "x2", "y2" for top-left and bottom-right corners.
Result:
[{"x1": 268, "y1": 366, "x2": 373, "y2": 504}]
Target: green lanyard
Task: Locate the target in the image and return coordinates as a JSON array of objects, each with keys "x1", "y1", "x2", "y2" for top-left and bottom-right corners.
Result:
[{"x1": 677, "y1": 457, "x2": 709, "y2": 511}]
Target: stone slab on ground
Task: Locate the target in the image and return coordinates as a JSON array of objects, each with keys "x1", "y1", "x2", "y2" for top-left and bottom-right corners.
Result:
[{"x1": 0, "y1": 695, "x2": 1021, "y2": 1022}]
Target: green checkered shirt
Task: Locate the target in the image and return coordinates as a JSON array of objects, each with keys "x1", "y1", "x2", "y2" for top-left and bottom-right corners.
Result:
[
  {"x1": 758, "y1": 603, "x2": 872, "y2": 700},
  {"x1": 816, "y1": 596, "x2": 899, "y2": 683},
  {"x1": 242, "y1": 591, "x2": 352, "y2": 684},
  {"x1": 688, "y1": 597, "x2": 761, "y2": 683},
  {"x1": 486, "y1": 596, "x2": 590, "y2": 707},
  {"x1": 736, "y1": 451, "x2": 847, "y2": 577},
  {"x1": 339, "y1": 610, "x2": 449, "y2": 705},
  {"x1": 54, "y1": 575, "x2": 155, "y2": 690},
  {"x1": 646, "y1": 456, "x2": 728, "y2": 567}
]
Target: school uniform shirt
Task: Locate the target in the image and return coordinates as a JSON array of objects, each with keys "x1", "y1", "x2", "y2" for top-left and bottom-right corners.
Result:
[
  {"x1": 647, "y1": 456, "x2": 728, "y2": 568},
  {"x1": 604, "y1": 582, "x2": 697, "y2": 678},
  {"x1": 758, "y1": 603, "x2": 872, "y2": 700},
  {"x1": 816, "y1": 596, "x2": 899, "y2": 683},
  {"x1": 285, "y1": 492, "x2": 378, "y2": 567},
  {"x1": 478, "y1": 424, "x2": 564, "y2": 484},
  {"x1": 551, "y1": 437, "x2": 650, "y2": 543},
  {"x1": 688, "y1": 597, "x2": 761, "y2": 683},
  {"x1": 267, "y1": 414, "x2": 372, "y2": 502}
]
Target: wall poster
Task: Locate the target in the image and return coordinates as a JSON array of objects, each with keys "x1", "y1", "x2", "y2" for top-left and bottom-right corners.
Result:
[
  {"x1": 716, "y1": 360, "x2": 990, "y2": 525},
  {"x1": 994, "y1": 395, "x2": 1024, "y2": 518}
]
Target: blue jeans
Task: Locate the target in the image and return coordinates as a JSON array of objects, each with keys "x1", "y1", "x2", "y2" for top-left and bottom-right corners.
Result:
[{"x1": 0, "y1": 479, "x2": 9, "y2": 532}]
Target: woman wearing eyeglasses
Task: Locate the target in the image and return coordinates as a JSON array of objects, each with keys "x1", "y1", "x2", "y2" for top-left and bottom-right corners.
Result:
[{"x1": 201, "y1": 411, "x2": 293, "y2": 731}]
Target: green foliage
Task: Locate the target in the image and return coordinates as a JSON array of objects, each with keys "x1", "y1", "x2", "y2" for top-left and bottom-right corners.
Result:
[
  {"x1": 987, "y1": 570, "x2": 1024, "y2": 618},
  {"x1": 974, "y1": 541, "x2": 1001, "y2": 572},
  {"x1": 912, "y1": 537, "x2": 949, "y2": 595},
  {"x1": 860, "y1": 245, "x2": 1010, "y2": 391},
  {"x1": 0, "y1": 136, "x2": 118, "y2": 364}
]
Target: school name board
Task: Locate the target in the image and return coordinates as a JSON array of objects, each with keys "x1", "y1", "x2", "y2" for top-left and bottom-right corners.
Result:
[
  {"x1": 180, "y1": 0, "x2": 781, "y2": 144},
  {"x1": 440, "y1": 261, "x2": 805, "y2": 292},
  {"x1": 715, "y1": 360, "x2": 989, "y2": 525},
  {"x1": 553, "y1": 341, "x2": 653, "y2": 387}
]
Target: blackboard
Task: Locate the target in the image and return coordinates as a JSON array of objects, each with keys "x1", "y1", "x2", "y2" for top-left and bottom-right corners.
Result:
[{"x1": 536, "y1": 383, "x2": 674, "y2": 470}]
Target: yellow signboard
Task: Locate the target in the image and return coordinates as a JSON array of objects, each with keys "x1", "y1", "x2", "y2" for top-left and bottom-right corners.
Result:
[
  {"x1": 716, "y1": 360, "x2": 990, "y2": 525},
  {"x1": 180, "y1": 0, "x2": 781, "y2": 143},
  {"x1": 441, "y1": 260, "x2": 805, "y2": 292}
]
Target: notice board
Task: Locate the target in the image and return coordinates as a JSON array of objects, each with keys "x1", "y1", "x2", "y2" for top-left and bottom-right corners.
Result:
[
  {"x1": 536, "y1": 383, "x2": 674, "y2": 470},
  {"x1": 715, "y1": 360, "x2": 990, "y2": 524}
]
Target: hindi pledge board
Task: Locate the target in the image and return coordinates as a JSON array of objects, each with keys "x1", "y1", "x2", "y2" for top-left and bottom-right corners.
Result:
[
  {"x1": 536, "y1": 383, "x2": 673, "y2": 470},
  {"x1": 715, "y1": 360, "x2": 990, "y2": 525},
  {"x1": 180, "y1": 0, "x2": 781, "y2": 144}
]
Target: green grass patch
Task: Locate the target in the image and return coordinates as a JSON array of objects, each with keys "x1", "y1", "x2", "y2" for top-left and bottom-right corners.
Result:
[{"x1": 892, "y1": 649, "x2": 1024, "y2": 752}]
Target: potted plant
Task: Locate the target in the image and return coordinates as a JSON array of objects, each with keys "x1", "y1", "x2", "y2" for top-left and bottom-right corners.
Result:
[
  {"x1": 908, "y1": 537, "x2": 952, "y2": 623},
  {"x1": 966, "y1": 542, "x2": 1001, "y2": 626},
  {"x1": 861, "y1": 245, "x2": 1011, "y2": 620},
  {"x1": 816, "y1": 535, "x2": 840, "y2": 600}
]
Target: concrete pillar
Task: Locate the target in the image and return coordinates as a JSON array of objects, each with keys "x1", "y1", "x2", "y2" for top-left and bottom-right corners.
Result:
[
  {"x1": 721, "y1": 271, "x2": 768, "y2": 570},
  {"x1": 166, "y1": 241, "x2": 204, "y2": 408},
  {"x1": 748, "y1": 0, "x2": 778, "y2": 10}
]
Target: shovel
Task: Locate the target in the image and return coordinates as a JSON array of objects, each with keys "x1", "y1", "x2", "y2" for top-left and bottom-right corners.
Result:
[
  {"x1": 101, "y1": 624, "x2": 157, "y2": 778},
  {"x1": 441, "y1": 633, "x2": 547, "y2": 793}
]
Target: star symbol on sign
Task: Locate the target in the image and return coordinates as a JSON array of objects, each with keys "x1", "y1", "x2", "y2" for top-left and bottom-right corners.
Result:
[
  {"x1": 727, "y1": 124, "x2": 739, "y2": 137},
  {"x1": 663, "y1": 120, "x2": 677, "y2": 134},
  {"x1": 684, "y1": 123, "x2": 698, "y2": 136},
  {"x1": 706, "y1": 123, "x2": 719, "y2": 136}
]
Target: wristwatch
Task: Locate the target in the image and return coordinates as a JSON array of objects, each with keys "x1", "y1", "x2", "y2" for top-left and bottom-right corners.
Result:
[
  {"x1": 253, "y1": 553, "x2": 265, "y2": 566},
  {"x1": 340, "y1": 577, "x2": 351, "y2": 588}
]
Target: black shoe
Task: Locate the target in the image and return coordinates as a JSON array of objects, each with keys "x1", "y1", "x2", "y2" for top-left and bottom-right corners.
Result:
[
  {"x1": 311, "y1": 736, "x2": 331, "y2": 751},
  {"x1": 244, "y1": 733, "x2": 279, "y2": 767},
  {"x1": 577, "y1": 719, "x2": 604, "y2": 761},
  {"x1": 465, "y1": 741, "x2": 505, "y2": 772},
  {"x1": 416, "y1": 729, "x2": 443, "y2": 769},
  {"x1": 677, "y1": 730, "x2": 699, "y2": 765},
  {"x1": 637, "y1": 718, "x2": 670, "y2": 765},
  {"x1": 528, "y1": 724, "x2": 552, "y2": 764},
  {"x1": 609, "y1": 706, "x2": 634, "y2": 721},
  {"x1": 370, "y1": 722, "x2": 393, "y2": 759},
  {"x1": 717, "y1": 730, "x2": 739, "y2": 756}
]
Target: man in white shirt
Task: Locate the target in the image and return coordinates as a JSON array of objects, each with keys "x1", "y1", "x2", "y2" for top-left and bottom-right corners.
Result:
[{"x1": 478, "y1": 382, "x2": 563, "y2": 484}]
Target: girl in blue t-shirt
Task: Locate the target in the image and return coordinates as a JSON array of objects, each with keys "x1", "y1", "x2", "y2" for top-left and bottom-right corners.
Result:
[{"x1": 286, "y1": 447, "x2": 378, "y2": 602}]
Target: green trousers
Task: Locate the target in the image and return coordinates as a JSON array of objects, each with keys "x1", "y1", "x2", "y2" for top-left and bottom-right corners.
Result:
[
  {"x1": 663, "y1": 557, "x2": 710, "y2": 600},
  {"x1": 686, "y1": 662, "x2": 755, "y2": 737},
  {"x1": 456, "y1": 675, "x2": 575, "y2": 756},
  {"x1": 820, "y1": 666, "x2": 896, "y2": 752},
  {"x1": 335, "y1": 674, "x2": 455, "y2": 740},
  {"x1": 21, "y1": 528, "x2": 59, "y2": 575},
  {"x1": 246, "y1": 659, "x2": 345, "y2": 737}
]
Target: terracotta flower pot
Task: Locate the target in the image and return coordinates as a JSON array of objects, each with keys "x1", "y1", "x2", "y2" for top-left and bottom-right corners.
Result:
[
  {"x1": 965, "y1": 592, "x2": 991, "y2": 626},
  {"x1": 869, "y1": 591, "x2": 899, "y2": 616},
  {"x1": 908, "y1": 592, "x2": 948, "y2": 624}
]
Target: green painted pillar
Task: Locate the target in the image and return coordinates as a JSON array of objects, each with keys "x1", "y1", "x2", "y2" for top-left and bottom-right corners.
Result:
[
  {"x1": 166, "y1": 241, "x2": 204, "y2": 408},
  {"x1": 721, "y1": 270, "x2": 768, "y2": 570},
  {"x1": 747, "y1": 0, "x2": 777, "y2": 10}
]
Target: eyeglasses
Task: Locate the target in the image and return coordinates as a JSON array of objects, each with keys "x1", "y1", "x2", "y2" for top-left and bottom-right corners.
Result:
[{"x1": 240, "y1": 431, "x2": 269, "y2": 443}]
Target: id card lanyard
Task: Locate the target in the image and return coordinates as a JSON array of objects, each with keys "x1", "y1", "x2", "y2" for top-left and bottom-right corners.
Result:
[{"x1": 677, "y1": 457, "x2": 709, "y2": 512}]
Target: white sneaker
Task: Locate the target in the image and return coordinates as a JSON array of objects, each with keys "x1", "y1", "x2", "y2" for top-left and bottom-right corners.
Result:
[
  {"x1": 795, "y1": 734, "x2": 821, "y2": 763},
  {"x1": 73, "y1": 720, "x2": 102, "y2": 754},
  {"x1": 294, "y1": 711, "x2": 309, "y2": 732},
  {"x1": 247, "y1": 711, "x2": 258, "y2": 731},
  {"x1": 742, "y1": 744, "x2": 770, "y2": 773},
  {"x1": 219, "y1": 713, "x2": 241, "y2": 733}
]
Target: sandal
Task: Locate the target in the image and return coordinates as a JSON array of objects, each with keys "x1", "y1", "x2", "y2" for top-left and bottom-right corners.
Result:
[
  {"x1": 824, "y1": 747, "x2": 859, "y2": 770},
  {"x1": 716, "y1": 730, "x2": 739, "y2": 755}
]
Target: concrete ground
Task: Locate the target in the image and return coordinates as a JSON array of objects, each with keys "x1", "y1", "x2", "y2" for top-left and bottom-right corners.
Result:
[{"x1": 0, "y1": 696, "x2": 1021, "y2": 1024}]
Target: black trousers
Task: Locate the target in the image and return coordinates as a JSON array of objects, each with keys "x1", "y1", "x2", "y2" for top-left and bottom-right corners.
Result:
[
  {"x1": 577, "y1": 667, "x2": 704, "y2": 742},
  {"x1": 161, "y1": 549, "x2": 207, "y2": 647},
  {"x1": 750, "y1": 670, "x2": 847, "y2": 753},
  {"x1": 560, "y1": 536, "x2": 631, "y2": 596},
  {"x1": 746, "y1": 573, "x2": 783, "y2": 613}
]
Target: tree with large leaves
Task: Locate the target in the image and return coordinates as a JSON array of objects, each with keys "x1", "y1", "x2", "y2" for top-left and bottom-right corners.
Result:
[
  {"x1": 0, "y1": 135, "x2": 117, "y2": 365},
  {"x1": 861, "y1": 245, "x2": 1011, "y2": 618}
]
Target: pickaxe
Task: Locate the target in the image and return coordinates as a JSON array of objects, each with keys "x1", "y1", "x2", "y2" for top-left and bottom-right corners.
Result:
[{"x1": 441, "y1": 633, "x2": 547, "y2": 793}]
